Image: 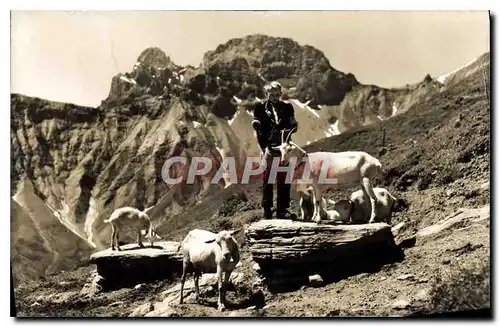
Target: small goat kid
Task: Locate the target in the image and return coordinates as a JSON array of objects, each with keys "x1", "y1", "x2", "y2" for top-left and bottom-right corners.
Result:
[
  {"x1": 103, "y1": 206, "x2": 160, "y2": 251},
  {"x1": 272, "y1": 129, "x2": 382, "y2": 223},
  {"x1": 179, "y1": 229, "x2": 240, "y2": 311}
]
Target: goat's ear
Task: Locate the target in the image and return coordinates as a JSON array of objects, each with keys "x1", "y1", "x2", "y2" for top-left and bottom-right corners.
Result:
[
  {"x1": 270, "y1": 146, "x2": 281, "y2": 151},
  {"x1": 205, "y1": 238, "x2": 216, "y2": 244}
]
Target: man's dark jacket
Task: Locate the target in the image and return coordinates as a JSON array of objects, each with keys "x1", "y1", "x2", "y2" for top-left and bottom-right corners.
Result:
[{"x1": 252, "y1": 100, "x2": 298, "y2": 151}]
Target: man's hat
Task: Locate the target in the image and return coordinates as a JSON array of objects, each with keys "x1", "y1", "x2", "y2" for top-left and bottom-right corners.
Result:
[{"x1": 264, "y1": 81, "x2": 282, "y2": 92}]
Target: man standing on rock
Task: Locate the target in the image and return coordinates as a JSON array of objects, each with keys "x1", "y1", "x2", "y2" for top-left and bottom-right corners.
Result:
[{"x1": 252, "y1": 81, "x2": 298, "y2": 219}]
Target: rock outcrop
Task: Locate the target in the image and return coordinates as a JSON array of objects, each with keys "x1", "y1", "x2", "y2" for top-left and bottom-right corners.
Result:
[
  {"x1": 89, "y1": 241, "x2": 183, "y2": 290},
  {"x1": 245, "y1": 219, "x2": 404, "y2": 291},
  {"x1": 416, "y1": 205, "x2": 490, "y2": 238}
]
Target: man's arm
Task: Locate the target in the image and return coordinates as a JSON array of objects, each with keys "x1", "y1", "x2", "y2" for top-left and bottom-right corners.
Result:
[{"x1": 252, "y1": 105, "x2": 262, "y2": 134}]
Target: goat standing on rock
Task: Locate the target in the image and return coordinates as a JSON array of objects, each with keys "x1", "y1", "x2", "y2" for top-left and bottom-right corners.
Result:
[
  {"x1": 103, "y1": 206, "x2": 160, "y2": 251},
  {"x1": 178, "y1": 229, "x2": 240, "y2": 311},
  {"x1": 272, "y1": 129, "x2": 383, "y2": 223}
]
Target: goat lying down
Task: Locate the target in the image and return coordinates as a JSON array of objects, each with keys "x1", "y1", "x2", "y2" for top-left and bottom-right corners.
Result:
[
  {"x1": 349, "y1": 187, "x2": 398, "y2": 224},
  {"x1": 178, "y1": 229, "x2": 240, "y2": 311},
  {"x1": 300, "y1": 186, "x2": 399, "y2": 224},
  {"x1": 103, "y1": 206, "x2": 160, "y2": 251},
  {"x1": 272, "y1": 129, "x2": 383, "y2": 223},
  {"x1": 300, "y1": 186, "x2": 354, "y2": 222}
]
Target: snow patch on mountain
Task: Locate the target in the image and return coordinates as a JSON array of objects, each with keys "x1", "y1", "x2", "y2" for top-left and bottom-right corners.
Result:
[{"x1": 437, "y1": 56, "x2": 480, "y2": 84}]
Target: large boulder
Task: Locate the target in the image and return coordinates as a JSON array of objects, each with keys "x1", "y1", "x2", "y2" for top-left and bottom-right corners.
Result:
[
  {"x1": 89, "y1": 241, "x2": 183, "y2": 290},
  {"x1": 245, "y1": 220, "x2": 403, "y2": 292}
]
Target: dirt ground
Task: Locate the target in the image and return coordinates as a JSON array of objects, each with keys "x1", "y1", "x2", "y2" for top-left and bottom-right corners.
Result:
[{"x1": 260, "y1": 209, "x2": 490, "y2": 317}]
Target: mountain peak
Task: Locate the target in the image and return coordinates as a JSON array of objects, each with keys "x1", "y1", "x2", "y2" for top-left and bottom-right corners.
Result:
[
  {"x1": 136, "y1": 47, "x2": 175, "y2": 70},
  {"x1": 201, "y1": 34, "x2": 359, "y2": 106}
]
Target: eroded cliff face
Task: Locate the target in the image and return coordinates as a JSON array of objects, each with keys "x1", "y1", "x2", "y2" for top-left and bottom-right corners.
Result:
[
  {"x1": 11, "y1": 88, "x2": 246, "y2": 282},
  {"x1": 11, "y1": 180, "x2": 94, "y2": 282}
]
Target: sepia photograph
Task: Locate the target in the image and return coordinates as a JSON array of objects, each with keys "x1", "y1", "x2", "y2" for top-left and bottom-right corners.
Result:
[{"x1": 10, "y1": 9, "x2": 491, "y2": 318}]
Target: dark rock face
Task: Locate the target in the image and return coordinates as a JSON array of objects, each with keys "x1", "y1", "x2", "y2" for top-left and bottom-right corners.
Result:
[
  {"x1": 137, "y1": 47, "x2": 176, "y2": 70},
  {"x1": 245, "y1": 220, "x2": 404, "y2": 292},
  {"x1": 201, "y1": 34, "x2": 359, "y2": 106}
]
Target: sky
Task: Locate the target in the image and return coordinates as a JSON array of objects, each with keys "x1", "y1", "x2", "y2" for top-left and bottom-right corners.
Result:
[{"x1": 10, "y1": 11, "x2": 490, "y2": 107}]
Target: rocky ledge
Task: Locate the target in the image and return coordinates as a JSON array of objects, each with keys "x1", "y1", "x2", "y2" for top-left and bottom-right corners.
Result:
[
  {"x1": 245, "y1": 219, "x2": 404, "y2": 292},
  {"x1": 89, "y1": 241, "x2": 183, "y2": 290}
]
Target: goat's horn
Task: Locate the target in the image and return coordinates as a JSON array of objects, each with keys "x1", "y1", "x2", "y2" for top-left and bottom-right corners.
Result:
[{"x1": 285, "y1": 127, "x2": 297, "y2": 143}]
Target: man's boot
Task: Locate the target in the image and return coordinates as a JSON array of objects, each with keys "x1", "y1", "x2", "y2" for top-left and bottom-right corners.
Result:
[
  {"x1": 276, "y1": 173, "x2": 294, "y2": 219},
  {"x1": 263, "y1": 207, "x2": 273, "y2": 219}
]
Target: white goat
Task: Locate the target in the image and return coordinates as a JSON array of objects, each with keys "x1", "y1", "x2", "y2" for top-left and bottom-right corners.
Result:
[
  {"x1": 178, "y1": 229, "x2": 240, "y2": 311},
  {"x1": 299, "y1": 187, "x2": 316, "y2": 221},
  {"x1": 325, "y1": 199, "x2": 354, "y2": 222},
  {"x1": 300, "y1": 186, "x2": 353, "y2": 222},
  {"x1": 349, "y1": 187, "x2": 398, "y2": 224},
  {"x1": 103, "y1": 206, "x2": 160, "y2": 251},
  {"x1": 272, "y1": 129, "x2": 382, "y2": 223}
]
